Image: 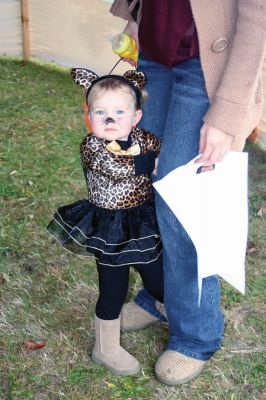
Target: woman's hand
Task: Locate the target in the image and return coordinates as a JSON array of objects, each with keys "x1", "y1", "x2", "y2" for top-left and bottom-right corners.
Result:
[
  {"x1": 122, "y1": 20, "x2": 139, "y2": 66},
  {"x1": 195, "y1": 123, "x2": 234, "y2": 165}
]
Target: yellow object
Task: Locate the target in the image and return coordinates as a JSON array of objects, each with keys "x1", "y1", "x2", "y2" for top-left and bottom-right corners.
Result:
[
  {"x1": 106, "y1": 141, "x2": 141, "y2": 156},
  {"x1": 111, "y1": 33, "x2": 138, "y2": 63}
]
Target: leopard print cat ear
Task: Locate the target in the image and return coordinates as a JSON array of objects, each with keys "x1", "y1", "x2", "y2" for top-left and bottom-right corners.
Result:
[
  {"x1": 123, "y1": 70, "x2": 147, "y2": 91},
  {"x1": 71, "y1": 68, "x2": 99, "y2": 89}
]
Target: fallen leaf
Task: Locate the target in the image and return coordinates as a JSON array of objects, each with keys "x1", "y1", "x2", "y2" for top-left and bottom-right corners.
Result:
[
  {"x1": 257, "y1": 207, "x2": 265, "y2": 217},
  {"x1": 247, "y1": 246, "x2": 257, "y2": 254},
  {"x1": 0, "y1": 275, "x2": 7, "y2": 284},
  {"x1": 24, "y1": 265, "x2": 35, "y2": 273},
  {"x1": 247, "y1": 127, "x2": 258, "y2": 143},
  {"x1": 106, "y1": 382, "x2": 116, "y2": 389},
  {"x1": 23, "y1": 339, "x2": 47, "y2": 351}
]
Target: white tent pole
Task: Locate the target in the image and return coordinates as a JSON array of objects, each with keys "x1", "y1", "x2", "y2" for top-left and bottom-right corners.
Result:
[{"x1": 21, "y1": 0, "x2": 31, "y2": 61}]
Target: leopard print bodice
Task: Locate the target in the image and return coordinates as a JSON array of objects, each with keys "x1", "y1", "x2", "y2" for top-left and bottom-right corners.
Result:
[{"x1": 80, "y1": 128, "x2": 160, "y2": 210}]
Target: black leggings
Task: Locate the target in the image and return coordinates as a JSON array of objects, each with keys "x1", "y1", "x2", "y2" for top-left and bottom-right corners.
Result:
[{"x1": 95, "y1": 254, "x2": 164, "y2": 320}]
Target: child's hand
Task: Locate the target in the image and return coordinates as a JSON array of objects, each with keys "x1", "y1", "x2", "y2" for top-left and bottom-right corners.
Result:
[{"x1": 152, "y1": 157, "x2": 158, "y2": 176}]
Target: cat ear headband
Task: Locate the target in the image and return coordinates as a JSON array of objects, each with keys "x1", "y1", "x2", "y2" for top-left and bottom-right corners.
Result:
[{"x1": 71, "y1": 68, "x2": 147, "y2": 110}]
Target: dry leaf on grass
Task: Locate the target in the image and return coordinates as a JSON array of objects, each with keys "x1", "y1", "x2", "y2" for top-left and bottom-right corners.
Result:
[
  {"x1": 257, "y1": 207, "x2": 266, "y2": 217},
  {"x1": 247, "y1": 246, "x2": 257, "y2": 254},
  {"x1": 23, "y1": 339, "x2": 47, "y2": 351},
  {"x1": 0, "y1": 275, "x2": 7, "y2": 284}
]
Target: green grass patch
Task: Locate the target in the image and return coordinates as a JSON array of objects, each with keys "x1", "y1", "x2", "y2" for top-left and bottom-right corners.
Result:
[{"x1": 0, "y1": 57, "x2": 265, "y2": 400}]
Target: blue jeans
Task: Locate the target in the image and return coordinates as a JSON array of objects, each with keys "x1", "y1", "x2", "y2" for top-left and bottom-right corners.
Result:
[{"x1": 135, "y1": 54, "x2": 224, "y2": 361}]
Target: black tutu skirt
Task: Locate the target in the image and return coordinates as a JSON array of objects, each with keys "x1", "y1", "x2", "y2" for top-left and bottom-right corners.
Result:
[{"x1": 47, "y1": 199, "x2": 162, "y2": 266}]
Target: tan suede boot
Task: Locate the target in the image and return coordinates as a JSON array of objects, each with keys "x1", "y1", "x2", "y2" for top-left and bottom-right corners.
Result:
[
  {"x1": 121, "y1": 301, "x2": 167, "y2": 332},
  {"x1": 155, "y1": 350, "x2": 206, "y2": 385},
  {"x1": 91, "y1": 315, "x2": 140, "y2": 376}
]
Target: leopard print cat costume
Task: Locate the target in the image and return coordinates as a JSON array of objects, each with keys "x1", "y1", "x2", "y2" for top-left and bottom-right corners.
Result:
[{"x1": 80, "y1": 127, "x2": 160, "y2": 209}]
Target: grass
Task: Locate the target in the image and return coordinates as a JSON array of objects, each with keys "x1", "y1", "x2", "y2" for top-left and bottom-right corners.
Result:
[{"x1": 0, "y1": 57, "x2": 265, "y2": 400}]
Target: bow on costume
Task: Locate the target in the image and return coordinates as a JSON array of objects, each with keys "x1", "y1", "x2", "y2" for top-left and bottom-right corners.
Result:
[{"x1": 106, "y1": 141, "x2": 141, "y2": 156}]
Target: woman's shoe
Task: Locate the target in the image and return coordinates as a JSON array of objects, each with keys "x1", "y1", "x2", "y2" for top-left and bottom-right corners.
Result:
[
  {"x1": 155, "y1": 350, "x2": 206, "y2": 385},
  {"x1": 120, "y1": 301, "x2": 166, "y2": 332}
]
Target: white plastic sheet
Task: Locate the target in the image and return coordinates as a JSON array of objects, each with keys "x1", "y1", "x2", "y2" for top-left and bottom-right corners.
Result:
[
  {"x1": 0, "y1": 0, "x2": 22, "y2": 56},
  {"x1": 0, "y1": 0, "x2": 128, "y2": 74},
  {"x1": 259, "y1": 61, "x2": 266, "y2": 145},
  {"x1": 153, "y1": 152, "x2": 248, "y2": 302}
]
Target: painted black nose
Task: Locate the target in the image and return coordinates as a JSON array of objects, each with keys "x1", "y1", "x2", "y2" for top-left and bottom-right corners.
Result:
[{"x1": 105, "y1": 117, "x2": 115, "y2": 125}]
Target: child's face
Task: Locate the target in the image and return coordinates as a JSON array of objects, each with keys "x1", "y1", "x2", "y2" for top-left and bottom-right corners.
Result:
[{"x1": 89, "y1": 88, "x2": 142, "y2": 141}]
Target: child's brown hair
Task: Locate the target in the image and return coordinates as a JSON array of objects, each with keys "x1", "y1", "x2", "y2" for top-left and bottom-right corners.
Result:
[{"x1": 87, "y1": 78, "x2": 148, "y2": 110}]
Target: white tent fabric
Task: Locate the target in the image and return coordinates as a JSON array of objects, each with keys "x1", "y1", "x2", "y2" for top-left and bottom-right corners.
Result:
[
  {"x1": 0, "y1": 0, "x2": 128, "y2": 75},
  {"x1": 0, "y1": 0, "x2": 265, "y2": 142},
  {"x1": 259, "y1": 61, "x2": 266, "y2": 145},
  {"x1": 0, "y1": 0, "x2": 22, "y2": 56}
]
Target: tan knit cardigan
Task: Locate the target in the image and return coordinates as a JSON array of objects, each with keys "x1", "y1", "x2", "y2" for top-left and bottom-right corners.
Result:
[{"x1": 110, "y1": 0, "x2": 266, "y2": 150}]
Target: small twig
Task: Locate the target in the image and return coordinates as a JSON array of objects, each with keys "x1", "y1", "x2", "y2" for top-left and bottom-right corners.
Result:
[{"x1": 230, "y1": 347, "x2": 266, "y2": 354}]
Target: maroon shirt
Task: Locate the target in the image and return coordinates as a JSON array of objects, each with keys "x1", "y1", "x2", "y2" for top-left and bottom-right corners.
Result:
[{"x1": 138, "y1": 0, "x2": 199, "y2": 67}]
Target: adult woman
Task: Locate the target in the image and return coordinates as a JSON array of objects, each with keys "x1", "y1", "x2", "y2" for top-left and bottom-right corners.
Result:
[{"x1": 110, "y1": 0, "x2": 266, "y2": 385}]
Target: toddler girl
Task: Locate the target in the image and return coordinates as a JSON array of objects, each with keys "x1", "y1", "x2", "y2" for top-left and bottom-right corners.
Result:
[{"x1": 47, "y1": 68, "x2": 164, "y2": 375}]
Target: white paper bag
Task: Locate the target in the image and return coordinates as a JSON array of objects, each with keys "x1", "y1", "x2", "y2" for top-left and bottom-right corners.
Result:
[{"x1": 153, "y1": 152, "x2": 248, "y2": 300}]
